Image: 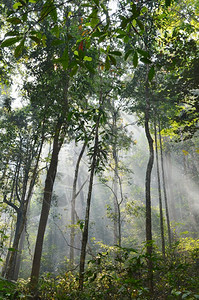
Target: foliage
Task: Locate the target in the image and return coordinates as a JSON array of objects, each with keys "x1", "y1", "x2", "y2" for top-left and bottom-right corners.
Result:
[{"x1": 1, "y1": 239, "x2": 198, "y2": 299}]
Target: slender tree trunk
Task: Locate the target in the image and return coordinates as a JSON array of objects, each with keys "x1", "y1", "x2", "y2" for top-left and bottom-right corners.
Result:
[
  {"x1": 3, "y1": 136, "x2": 44, "y2": 280},
  {"x1": 158, "y1": 125, "x2": 172, "y2": 247},
  {"x1": 154, "y1": 123, "x2": 165, "y2": 257},
  {"x1": 144, "y1": 83, "x2": 154, "y2": 294},
  {"x1": 69, "y1": 142, "x2": 87, "y2": 268},
  {"x1": 79, "y1": 121, "x2": 99, "y2": 290},
  {"x1": 4, "y1": 208, "x2": 24, "y2": 280},
  {"x1": 30, "y1": 123, "x2": 62, "y2": 289},
  {"x1": 113, "y1": 147, "x2": 119, "y2": 246}
]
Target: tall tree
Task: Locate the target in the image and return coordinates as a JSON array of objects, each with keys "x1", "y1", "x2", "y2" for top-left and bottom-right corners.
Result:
[{"x1": 0, "y1": 107, "x2": 44, "y2": 280}]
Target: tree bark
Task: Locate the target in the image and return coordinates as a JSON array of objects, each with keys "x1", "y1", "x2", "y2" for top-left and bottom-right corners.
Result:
[
  {"x1": 79, "y1": 120, "x2": 99, "y2": 290},
  {"x1": 144, "y1": 83, "x2": 154, "y2": 294},
  {"x1": 154, "y1": 123, "x2": 165, "y2": 258},
  {"x1": 69, "y1": 142, "x2": 87, "y2": 268},
  {"x1": 4, "y1": 135, "x2": 44, "y2": 280},
  {"x1": 30, "y1": 122, "x2": 62, "y2": 289},
  {"x1": 158, "y1": 125, "x2": 172, "y2": 247}
]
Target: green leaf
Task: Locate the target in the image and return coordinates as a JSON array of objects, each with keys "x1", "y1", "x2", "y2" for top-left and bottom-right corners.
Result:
[
  {"x1": 70, "y1": 65, "x2": 78, "y2": 77},
  {"x1": 133, "y1": 51, "x2": 138, "y2": 67},
  {"x1": 7, "y1": 17, "x2": 22, "y2": 24},
  {"x1": 41, "y1": 0, "x2": 56, "y2": 21},
  {"x1": 51, "y1": 39, "x2": 64, "y2": 46},
  {"x1": 14, "y1": 38, "x2": 25, "y2": 57},
  {"x1": 83, "y1": 56, "x2": 92, "y2": 61},
  {"x1": 93, "y1": 0, "x2": 99, "y2": 6},
  {"x1": 121, "y1": 17, "x2": 128, "y2": 29},
  {"x1": 125, "y1": 49, "x2": 133, "y2": 60},
  {"x1": 124, "y1": 36, "x2": 129, "y2": 43},
  {"x1": 148, "y1": 65, "x2": 155, "y2": 81},
  {"x1": 1, "y1": 37, "x2": 22, "y2": 47},
  {"x1": 105, "y1": 55, "x2": 110, "y2": 70},
  {"x1": 29, "y1": 36, "x2": 41, "y2": 45},
  {"x1": 49, "y1": 3, "x2": 57, "y2": 22},
  {"x1": 13, "y1": 2, "x2": 23, "y2": 9},
  {"x1": 140, "y1": 57, "x2": 152, "y2": 64},
  {"x1": 109, "y1": 50, "x2": 122, "y2": 56},
  {"x1": 61, "y1": 47, "x2": 69, "y2": 69},
  {"x1": 165, "y1": 0, "x2": 172, "y2": 7},
  {"x1": 5, "y1": 31, "x2": 20, "y2": 37},
  {"x1": 92, "y1": 31, "x2": 105, "y2": 38},
  {"x1": 22, "y1": 13, "x2": 28, "y2": 22},
  {"x1": 8, "y1": 247, "x2": 16, "y2": 252},
  {"x1": 136, "y1": 19, "x2": 144, "y2": 31},
  {"x1": 109, "y1": 55, "x2": 116, "y2": 65},
  {"x1": 137, "y1": 48, "x2": 150, "y2": 58},
  {"x1": 85, "y1": 62, "x2": 95, "y2": 74}
]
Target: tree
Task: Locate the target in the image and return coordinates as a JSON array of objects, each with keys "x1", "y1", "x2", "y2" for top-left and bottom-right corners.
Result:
[{"x1": 0, "y1": 106, "x2": 44, "y2": 280}]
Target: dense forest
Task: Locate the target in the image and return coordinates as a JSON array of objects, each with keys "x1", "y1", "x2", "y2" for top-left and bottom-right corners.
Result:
[{"x1": 0, "y1": 0, "x2": 198, "y2": 299}]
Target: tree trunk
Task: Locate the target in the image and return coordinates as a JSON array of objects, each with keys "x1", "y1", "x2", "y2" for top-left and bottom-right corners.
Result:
[
  {"x1": 113, "y1": 147, "x2": 119, "y2": 246},
  {"x1": 79, "y1": 121, "x2": 99, "y2": 290},
  {"x1": 69, "y1": 142, "x2": 87, "y2": 268},
  {"x1": 30, "y1": 122, "x2": 62, "y2": 289},
  {"x1": 13, "y1": 225, "x2": 26, "y2": 280},
  {"x1": 144, "y1": 83, "x2": 154, "y2": 294},
  {"x1": 159, "y1": 126, "x2": 172, "y2": 247},
  {"x1": 4, "y1": 208, "x2": 24, "y2": 280},
  {"x1": 4, "y1": 136, "x2": 44, "y2": 280},
  {"x1": 154, "y1": 123, "x2": 165, "y2": 258}
]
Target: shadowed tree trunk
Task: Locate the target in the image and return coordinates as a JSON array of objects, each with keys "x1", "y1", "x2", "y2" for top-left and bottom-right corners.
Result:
[
  {"x1": 144, "y1": 82, "x2": 154, "y2": 294},
  {"x1": 30, "y1": 122, "x2": 63, "y2": 289},
  {"x1": 3, "y1": 135, "x2": 44, "y2": 280}
]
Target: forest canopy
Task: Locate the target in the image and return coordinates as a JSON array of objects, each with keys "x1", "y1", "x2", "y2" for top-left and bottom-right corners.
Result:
[{"x1": 0, "y1": 0, "x2": 198, "y2": 299}]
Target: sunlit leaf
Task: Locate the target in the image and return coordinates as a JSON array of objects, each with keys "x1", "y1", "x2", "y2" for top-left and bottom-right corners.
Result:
[
  {"x1": 83, "y1": 56, "x2": 92, "y2": 61},
  {"x1": 13, "y1": 2, "x2": 23, "y2": 9},
  {"x1": 182, "y1": 150, "x2": 189, "y2": 155}
]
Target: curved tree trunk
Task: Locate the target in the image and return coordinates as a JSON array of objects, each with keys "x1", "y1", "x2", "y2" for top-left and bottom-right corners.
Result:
[{"x1": 144, "y1": 83, "x2": 154, "y2": 294}]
